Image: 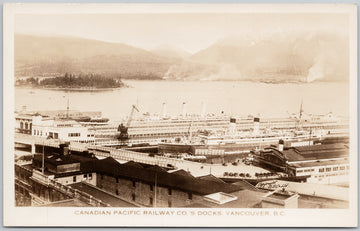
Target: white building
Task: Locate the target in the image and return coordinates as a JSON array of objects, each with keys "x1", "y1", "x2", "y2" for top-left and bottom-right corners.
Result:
[
  {"x1": 255, "y1": 142, "x2": 349, "y2": 185},
  {"x1": 31, "y1": 115, "x2": 95, "y2": 143}
]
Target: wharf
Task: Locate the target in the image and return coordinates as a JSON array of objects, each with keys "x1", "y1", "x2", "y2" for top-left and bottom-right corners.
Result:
[{"x1": 15, "y1": 133, "x2": 269, "y2": 178}]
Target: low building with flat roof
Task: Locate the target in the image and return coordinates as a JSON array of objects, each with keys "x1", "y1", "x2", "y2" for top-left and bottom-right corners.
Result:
[{"x1": 253, "y1": 142, "x2": 349, "y2": 184}]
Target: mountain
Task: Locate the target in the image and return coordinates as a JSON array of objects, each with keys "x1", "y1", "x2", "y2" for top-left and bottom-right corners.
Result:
[
  {"x1": 163, "y1": 31, "x2": 349, "y2": 82},
  {"x1": 15, "y1": 32, "x2": 349, "y2": 83},
  {"x1": 150, "y1": 45, "x2": 192, "y2": 60},
  {"x1": 15, "y1": 34, "x2": 178, "y2": 79}
]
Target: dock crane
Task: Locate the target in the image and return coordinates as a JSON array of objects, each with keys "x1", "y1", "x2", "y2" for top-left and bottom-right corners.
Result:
[{"x1": 118, "y1": 105, "x2": 139, "y2": 141}]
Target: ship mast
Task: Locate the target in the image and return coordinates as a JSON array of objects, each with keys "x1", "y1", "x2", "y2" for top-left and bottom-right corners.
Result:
[
  {"x1": 66, "y1": 97, "x2": 70, "y2": 119},
  {"x1": 297, "y1": 99, "x2": 303, "y2": 131}
]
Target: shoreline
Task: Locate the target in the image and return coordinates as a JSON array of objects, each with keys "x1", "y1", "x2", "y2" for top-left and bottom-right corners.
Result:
[{"x1": 15, "y1": 85, "x2": 129, "y2": 91}]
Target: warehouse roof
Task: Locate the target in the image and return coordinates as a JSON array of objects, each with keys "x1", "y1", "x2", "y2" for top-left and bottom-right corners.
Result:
[
  {"x1": 280, "y1": 143, "x2": 349, "y2": 162},
  {"x1": 33, "y1": 154, "x2": 79, "y2": 166},
  {"x1": 290, "y1": 159, "x2": 349, "y2": 168},
  {"x1": 90, "y1": 157, "x2": 244, "y2": 195}
]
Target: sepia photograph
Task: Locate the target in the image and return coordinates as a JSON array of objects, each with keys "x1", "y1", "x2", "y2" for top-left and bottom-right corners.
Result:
[{"x1": 3, "y1": 3, "x2": 358, "y2": 227}]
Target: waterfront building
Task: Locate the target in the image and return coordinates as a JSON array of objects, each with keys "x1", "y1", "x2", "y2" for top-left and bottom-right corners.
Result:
[
  {"x1": 15, "y1": 113, "x2": 33, "y2": 134},
  {"x1": 15, "y1": 151, "x2": 247, "y2": 207},
  {"x1": 15, "y1": 141, "x2": 349, "y2": 208},
  {"x1": 31, "y1": 115, "x2": 95, "y2": 143},
  {"x1": 253, "y1": 141, "x2": 349, "y2": 184}
]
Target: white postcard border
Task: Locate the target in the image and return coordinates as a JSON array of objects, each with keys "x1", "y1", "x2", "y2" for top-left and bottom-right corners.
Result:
[{"x1": 3, "y1": 3, "x2": 358, "y2": 227}]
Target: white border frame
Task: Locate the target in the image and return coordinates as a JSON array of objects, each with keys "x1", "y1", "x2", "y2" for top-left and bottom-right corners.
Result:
[{"x1": 3, "y1": 3, "x2": 358, "y2": 227}]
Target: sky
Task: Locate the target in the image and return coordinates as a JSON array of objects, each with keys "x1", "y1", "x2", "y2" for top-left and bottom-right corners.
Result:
[{"x1": 15, "y1": 13, "x2": 348, "y2": 53}]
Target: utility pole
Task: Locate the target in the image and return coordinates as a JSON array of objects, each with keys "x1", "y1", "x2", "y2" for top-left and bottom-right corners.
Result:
[
  {"x1": 154, "y1": 173, "x2": 157, "y2": 208},
  {"x1": 66, "y1": 98, "x2": 70, "y2": 119},
  {"x1": 42, "y1": 141, "x2": 45, "y2": 174}
]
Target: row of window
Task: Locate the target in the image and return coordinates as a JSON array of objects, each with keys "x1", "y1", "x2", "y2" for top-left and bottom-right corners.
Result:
[
  {"x1": 100, "y1": 174, "x2": 193, "y2": 200},
  {"x1": 318, "y1": 166, "x2": 349, "y2": 173},
  {"x1": 315, "y1": 172, "x2": 348, "y2": 178},
  {"x1": 83, "y1": 173, "x2": 93, "y2": 181},
  {"x1": 113, "y1": 176, "x2": 173, "y2": 195},
  {"x1": 297, "y1": 165, "x2": 349, "y2": 174},
  {"x1": 113, "y1": 190, "x2": 183, "y2": 208},
  {"x1": 15, "y1": 184, "x2": 30, "y2": 196},
  {"x1": 19, "y1": 122, "x2": 32, "y2": 130},
  {"x1": 33, "y1": 130, "x2": 43, "y2": 136},
  {"x1": 33, "y1": 130, "x2": 59, "y2": 139},
  {"x1": 48, "y1": 132, "x2": 59, "y2": 139},
  {"x1": 68, "y1": 133, "x2": 81, "y2": 137},
  {"x1": 57, "y1": 124, "x2": 74, "y2": 127},
  {"x1": 72, "y1": 173, "x2": 93, "y2": 183}
]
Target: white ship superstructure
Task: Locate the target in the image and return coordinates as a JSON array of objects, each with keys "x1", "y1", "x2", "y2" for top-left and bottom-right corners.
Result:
[{"x1": 90, "y1": 112, "x2": 348, "y2": 145}]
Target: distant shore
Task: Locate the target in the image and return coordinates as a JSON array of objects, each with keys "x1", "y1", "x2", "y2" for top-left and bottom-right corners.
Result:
[{"x1": 15, "y1": 85, "x2": 129, "y2": 91}]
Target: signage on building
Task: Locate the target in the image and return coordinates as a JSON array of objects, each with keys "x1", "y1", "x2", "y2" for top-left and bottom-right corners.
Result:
[{"x1": 256, "y1": 180, "x2": 289, "y2": 190}]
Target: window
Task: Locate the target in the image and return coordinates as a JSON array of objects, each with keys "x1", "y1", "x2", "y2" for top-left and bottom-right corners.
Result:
[
  {"x1": 73, "y1": 176, "x2": 76, "y2": 182},
  {"x1": 132, "y1": 193, "x2": 136, "y2": 201},
  {"x1": 150, "y1": 197, "x2": 153, "y2": 206},
  {"x1": 132, "y1": 181, "x2": 136, "y2": 187},
  {"x1": 54, "y1": 133, "x2": 59, "y2": 139},
  {"x1": 333, "y1": 167, "x2": 338, "y2": 171},
  {"x1": 188, "y1": 193, "x2": 192, "y2": 200},
  {"x1": 115, "y1": 189, "x2": 119, "y2": 195},
  {"x1": 326, "y1": 168, "x2": 331, "y2": 172},
  {"x1": 168, "y1": 201, "x2": 172, "y2": 207},
  {"x1": 89, "y1": 173, "x2": 92, "y2": 180},
  {"x1": 116, "y1": 178, "x2": 119, "y2": 183},
  {"x1": 168, "y1": 188, "x2": 172, "y2": 195},
  {"x1": 340, "y1": 166, "x2": 345, "y2": 170},
  {"x1": 83, "y1": 174, "x2": 87, "y2": 180},
  {"x1": 319, "y1": 168, "x2": 324, "y2": 173},
  {"x1": 150, "y1": 184, "x2": 153, "y2": 191}
]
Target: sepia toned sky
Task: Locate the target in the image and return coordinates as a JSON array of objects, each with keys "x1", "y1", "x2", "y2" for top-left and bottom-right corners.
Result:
[{"x1": 15, "y1": 13, "x2": 348, "y2": 53}]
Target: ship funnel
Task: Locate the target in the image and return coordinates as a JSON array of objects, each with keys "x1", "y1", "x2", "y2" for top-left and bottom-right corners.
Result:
[
  {"x1": 278, "y1": 139, "x2": 284, "y2": 152},
  {"x1": 229, "y1": 118, "x2": 237, "y2": 136},
  {"x1": 161, "y1": 102, "x2": 167, "y2": 118},
  {"x1": 201, "y1": 102, "x2": 206, "y2": 118},
  {"x1": 253, "y1": 117, "x2": 260, "y2": 135},
  {"x1": 182, "y1": 102, "x2": 187, "y2": 117}
]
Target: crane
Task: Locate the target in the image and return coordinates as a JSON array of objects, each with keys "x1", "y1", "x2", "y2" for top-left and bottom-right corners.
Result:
[
  {"x1": 186, "y1": 119, "x2": 194, "y2": 144},
  {"x1": 118, "y1": 105, "x2": 139, "y2": 141}
]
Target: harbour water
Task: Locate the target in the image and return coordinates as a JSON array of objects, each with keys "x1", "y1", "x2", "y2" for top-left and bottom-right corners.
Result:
[{"x1": 15, "y1": 80, "x2": 349, "y2": 121}]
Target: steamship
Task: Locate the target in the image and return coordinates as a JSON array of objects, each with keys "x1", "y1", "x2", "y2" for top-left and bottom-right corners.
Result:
[
  {"x1": 92, "y1": 111, "x2": 348, "y2": 148},
  {"x1": 157, "y1": 116, "x2": 336, "y2": 156}
]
